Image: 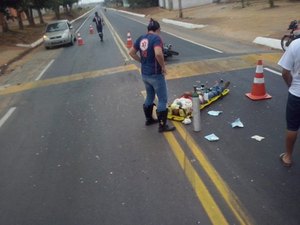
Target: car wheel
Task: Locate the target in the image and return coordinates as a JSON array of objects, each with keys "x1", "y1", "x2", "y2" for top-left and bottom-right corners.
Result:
[{"x1": 45, "y1": 46, "x2": 50, "y2": 50}]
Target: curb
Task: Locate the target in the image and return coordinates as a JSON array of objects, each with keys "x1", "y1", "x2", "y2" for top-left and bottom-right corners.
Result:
[
  {"x1": 253, "y1": 36, "x2": 282, "y2": 50},
  {"x1": 162, "y1": 18, "x2": 206, "y2": 29},
  {"x1": 16, "y1": 38, "x2": 44, "y2": 48}
]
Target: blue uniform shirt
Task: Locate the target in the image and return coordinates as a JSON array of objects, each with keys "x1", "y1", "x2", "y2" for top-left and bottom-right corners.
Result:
[{"x1": 133, "y1": 33, "x2": 163, "y2": 76}]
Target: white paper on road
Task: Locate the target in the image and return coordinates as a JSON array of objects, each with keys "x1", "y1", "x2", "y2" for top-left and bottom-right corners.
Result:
[
  {"x1": 251, "y1": 135, "x2": 265, "y2": 141},
  {"x1": 208, "y1": 110, "x2": 223, "y2": 116},
  {"x1": 205, "y1": 133, "x2": 219, "y2": 141},
  {"x1": 231, "y1": 118, "x2": 244, "y2": 128}
]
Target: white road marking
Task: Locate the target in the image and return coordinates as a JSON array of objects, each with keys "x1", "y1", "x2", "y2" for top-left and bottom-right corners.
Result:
[
  {"x1": 35, "y1": 59, "x2": 54, "y2": 80},
  {"x1": 265, "y1": 67, "x2": 282, "y2": 76},
  {"x1": 117, "y1": 13, "x2": 223, "y2": 53},
  {"x1": 164, "y1": 34, "x2": 223, "y2": 53},
  {"x1": 0, "y1": 107, "x2": 16, "y2": 128}
]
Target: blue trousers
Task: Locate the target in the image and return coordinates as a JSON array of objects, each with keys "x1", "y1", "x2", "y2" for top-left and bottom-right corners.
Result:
[{"x1": 142, "y1": 74, "x2": 168, "y2": 112}]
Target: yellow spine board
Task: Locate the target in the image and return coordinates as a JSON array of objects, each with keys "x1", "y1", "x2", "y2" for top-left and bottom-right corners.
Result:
[{"x1": 167, "y1": 89, "x2": 230, "y2": 121}]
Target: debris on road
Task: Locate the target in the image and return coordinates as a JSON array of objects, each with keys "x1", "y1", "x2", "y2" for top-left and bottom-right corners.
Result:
[
  {"x1": 251, "y1": 135, "x2": 265, "y2": 141},
  {"x1": 231, "y1": 118, "x2": 244, "y2": 128},
  {"x1": 208, "y1": 110, "x2": 223, "y2": 116},
  {"x1": 205, "y1": 133, "x2": 219, "y2": 141}
]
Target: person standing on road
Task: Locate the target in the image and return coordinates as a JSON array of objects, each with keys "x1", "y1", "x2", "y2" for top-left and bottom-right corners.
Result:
[
  {"x1": 129, "y1": 18, "x2": 175, "y2": 133},
  {"x1": 278, "y1": 38, "x2": 300, "y2": 167},
  {"x1": 93, "y1": 12, "x2": 104, "y2": 41}
]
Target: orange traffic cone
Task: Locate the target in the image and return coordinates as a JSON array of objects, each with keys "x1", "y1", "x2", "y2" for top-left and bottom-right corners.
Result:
[
  {"x1": 77, "y1": 33, "x2": 84, "y2": 46},
  {"x1": 126, "y1": 31, "x2": 133, "y2": 49},
  {"x1": 246, "y1": 60, "x2": 272, "y2": 100},
  {"x1": 89, "y1": 25, "x2": 94, "y2": 34}
]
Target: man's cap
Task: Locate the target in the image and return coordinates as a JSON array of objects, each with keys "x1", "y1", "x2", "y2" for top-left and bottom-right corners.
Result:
[{"x1": 147, "y1": 18, "x2": 160, "y2": 32}]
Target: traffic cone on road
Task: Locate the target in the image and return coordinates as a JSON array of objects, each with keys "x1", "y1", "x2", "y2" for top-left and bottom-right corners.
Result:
[
  {"x1": 245, "y1": 60, "x2": 272, "y2": 100},
  {"x1": 77, "y1": 33, "x2": 84, "y2": 46},
  {"x1": 126, "y1": 31, "x2": 133, "y2": 48},
  {"x1": 89, "y1": 25, "x2": 94, "y2": 34}
]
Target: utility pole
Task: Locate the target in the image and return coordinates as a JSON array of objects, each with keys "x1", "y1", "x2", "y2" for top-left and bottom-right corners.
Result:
[{"x1": 178, "y1": 0, "x2": 183, "y2": 18}]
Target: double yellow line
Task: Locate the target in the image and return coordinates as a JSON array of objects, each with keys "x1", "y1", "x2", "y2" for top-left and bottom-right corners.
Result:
[
  {"x1": 164, "y1": 122, "x2": 254, "y2": 225},
  {"x1": 100, "y1": 10, "x2": 131, "y2": 63}
]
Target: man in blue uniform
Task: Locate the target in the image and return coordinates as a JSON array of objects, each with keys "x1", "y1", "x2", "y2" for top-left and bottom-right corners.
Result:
[
  {"x1": 93, "y1": 12, "x2": 104, "y2": 41},
  {"x1": 129, "y1": 18, "x2": 175, "y2": 133}
]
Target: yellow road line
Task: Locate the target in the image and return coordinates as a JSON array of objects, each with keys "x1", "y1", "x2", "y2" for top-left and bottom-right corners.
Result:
[
  {"x1": 0, "y1": 53, "x2": 281, "y2": 97},
  {"x1": 164, "y1": 131, "x2": 229, "y2": 225},
  {"x1": 173, "y1": 122, "x2": 254, "y2": 225},
  {"x1": 141, "y1": 91, "x2": 228, "y2": 224},
  {"x1": 166, "y1": 53, "x2": 282, "y2": 80},
  {"x1": 0, "y1": 64, "x2": 139, "y2": 96},
  {"x1": 142, "y1": 82, "x2": 254, "y2": 223},
  {"x1": 101, "y1": 11, "x2": 131, "y2": 62}
]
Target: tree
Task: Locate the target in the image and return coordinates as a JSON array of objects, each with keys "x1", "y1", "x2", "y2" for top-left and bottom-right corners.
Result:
[
  {"x1": 24, "y1": 1, "x2": 36, "y2": 27},
  {"x1": 62, "y1": 0, "x2": 79, "y2": 15},
  {"x1": 0, "y1": 2, "x2": 10, "y2": 32},
  {"x1": 44, "y1": 0, "x2": 63, "y2": 19},
  {"x1": 32, "y1": 0, "x2": 48, "y2": 24},
  {"x1": 178, "y1": 0, "x2": 182, "y2": 18},
  {"x1": 240, "y1": 0, "x2": 250, "y2": 8},
  {"x1": 3, "y1": 0, "x2": 25, "y2": 29}
]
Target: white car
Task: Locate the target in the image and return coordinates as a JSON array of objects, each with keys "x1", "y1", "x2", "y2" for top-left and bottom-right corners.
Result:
[{"x1": 43, "y1": 20, "x2": 76, "y2": 49}]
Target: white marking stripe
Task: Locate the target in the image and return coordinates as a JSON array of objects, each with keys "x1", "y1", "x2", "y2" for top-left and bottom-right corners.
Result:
[
  {"x1": 265, "y1": 67, "x2": 282, "y2": 76},
  {"x1": 0, "y1": 107, "x2": 16, "y2": 128},
  {"x1": 116, "y1": 13, "x2": 223, "y2": 54},
  {"x1": 253, "y1": 77, "x2": 265, "y2": 84},
  {"x1": 36, "y1": 59, "x2": 54, "y2": 80}
]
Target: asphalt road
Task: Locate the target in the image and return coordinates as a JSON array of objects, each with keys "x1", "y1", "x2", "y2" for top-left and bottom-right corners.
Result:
[{"x1": 0, "y1": 5, "x2": 300, "y2": 225}]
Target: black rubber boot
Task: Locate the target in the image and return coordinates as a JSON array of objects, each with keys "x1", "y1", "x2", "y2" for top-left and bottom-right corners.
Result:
[
  {"x1": 157, "y1": 110, "x2": 176, "y2": 133},
  {"x1": 143, "y1": 104, "x2": 158, "y2": 126},
  {"x1": 99, "y1": 32, "x2": 103, "y2": 41}
]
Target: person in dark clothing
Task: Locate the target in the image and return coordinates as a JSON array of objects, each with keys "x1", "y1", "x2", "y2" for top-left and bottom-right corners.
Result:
[
  {"x1": 93, "y1": 12, "x2": 104, "y2": 41},
  {"x1": 129, "y1": 18, "x2": 175, "y2": 133}
]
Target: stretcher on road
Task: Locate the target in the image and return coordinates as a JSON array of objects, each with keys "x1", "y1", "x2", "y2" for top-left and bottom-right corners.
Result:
[{"x1": 167, "y1": 88, "x2": 230, "y2": 122}]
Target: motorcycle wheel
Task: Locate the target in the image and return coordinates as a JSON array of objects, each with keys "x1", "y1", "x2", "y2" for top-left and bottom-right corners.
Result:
[
  {"x1": 281, "y1": 35, "x2": 292, "y2": 51},
  {"x1": 168, "y1": 50, "x2": 179, "y2": 56}
]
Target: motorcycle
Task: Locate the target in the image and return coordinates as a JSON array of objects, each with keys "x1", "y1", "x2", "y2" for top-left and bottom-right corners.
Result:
[
  {"x1": 163, "y1": 44, "x2": 179, "y2": 59},
  {"x1": 281, "y1": 20, "x2": 299, "y2": 51}
]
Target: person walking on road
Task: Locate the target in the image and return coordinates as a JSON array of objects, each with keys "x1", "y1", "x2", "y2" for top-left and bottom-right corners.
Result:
[
  {"x1": 93, "y1": 12, "x2": 104, "y2": 41},
  {"x1": 278, "y1": 38, "x2": 300, "y2": 167},
  {"x1": 129, "y1": 18, "x2": 175, "y2": 133}
]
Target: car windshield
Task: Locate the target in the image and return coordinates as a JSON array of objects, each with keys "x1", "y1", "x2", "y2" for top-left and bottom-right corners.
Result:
[{"x1": 46, "y1": 22, "x2": 68, "y2": 32}]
